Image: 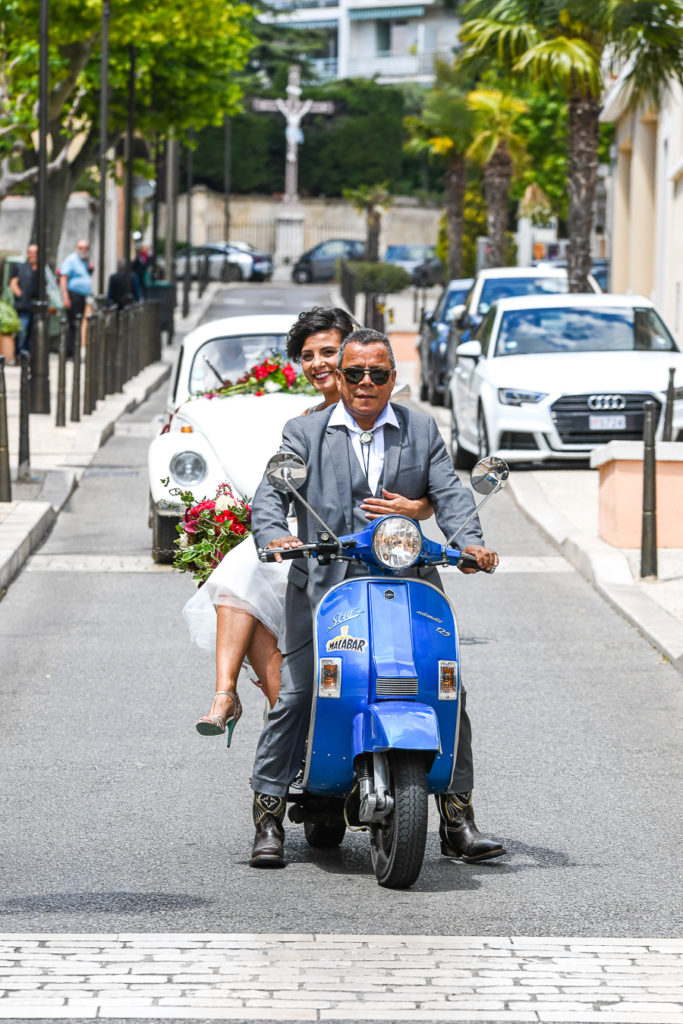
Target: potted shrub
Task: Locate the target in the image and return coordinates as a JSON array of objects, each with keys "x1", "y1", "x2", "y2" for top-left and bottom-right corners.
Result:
[{"x1": 0, "y1": 300, "x2": 20, "y2": 362}]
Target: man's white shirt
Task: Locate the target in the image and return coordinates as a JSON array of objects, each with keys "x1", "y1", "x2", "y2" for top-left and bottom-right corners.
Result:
[{"x1": 328, "y1": 400, "x2": 399, "y2": 495}]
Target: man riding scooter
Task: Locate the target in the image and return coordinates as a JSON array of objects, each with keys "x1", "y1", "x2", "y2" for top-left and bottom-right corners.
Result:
[{"x1": 249, "y1": 327, "x2": 505, "y2": 868}]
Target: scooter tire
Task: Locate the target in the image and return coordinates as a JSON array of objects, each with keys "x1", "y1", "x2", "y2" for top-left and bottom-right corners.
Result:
[
  {"x1": 370, "y1": 751, "x2": 428, "y2": 889},
  {"x1": 304, "y1": 820, "x2": 346, "y2": 848}
]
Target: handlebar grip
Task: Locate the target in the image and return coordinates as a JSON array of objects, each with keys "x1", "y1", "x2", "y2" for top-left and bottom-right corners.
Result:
[
  {"x1": 259, "y1": 546, "x2": 308, "y2": 563},
  {"x1": 458, "y1": 552, "x2": 495, "y2": 573}
]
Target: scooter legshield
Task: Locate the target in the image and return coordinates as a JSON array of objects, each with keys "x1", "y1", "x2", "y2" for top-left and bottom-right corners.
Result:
[{"x1": 305, "y1": 576, "x2": 461, "y2": 796}]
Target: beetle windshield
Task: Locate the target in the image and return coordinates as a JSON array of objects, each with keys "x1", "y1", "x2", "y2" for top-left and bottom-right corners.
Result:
[
  {"x1": 494, "y1": 307, "x2": 678, "y2": 357},
  {"x1": 189, "y1": 334, "x2": 287, "y2": 392}
]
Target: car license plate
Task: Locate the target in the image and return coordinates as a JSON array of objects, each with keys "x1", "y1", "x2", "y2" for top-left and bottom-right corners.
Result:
[{"x1": 589, "y1": 415, "x2": 626, "y2": 430}]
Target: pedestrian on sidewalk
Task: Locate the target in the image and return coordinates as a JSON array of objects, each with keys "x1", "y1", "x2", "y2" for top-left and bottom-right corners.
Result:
[
  {"x1": 9, "y1": 244, "x2": 39, "y2": 359},
  {"x1": 59, "y1": 239, "x2": 93, "y2": 358}
]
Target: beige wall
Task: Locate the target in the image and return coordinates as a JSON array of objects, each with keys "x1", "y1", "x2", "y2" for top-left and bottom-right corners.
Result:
[
  {"x1": 165, "y1": 187, "x2": 443, "y2": 258},
  {"x1": 605, "y1": 81, "x2": 683, "y2": 343}
]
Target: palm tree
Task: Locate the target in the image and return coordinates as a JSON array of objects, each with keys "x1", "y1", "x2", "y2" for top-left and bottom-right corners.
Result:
[
  {"x1": 460, "y1": 0, "x2": 683, "y2": 291},
  {"x1": 342, "y1": 182, "x2": 393, "y2": 262},
  {"x1": 404, "y1": 79, "x2": 475, "y2": 279},
  {"x1": 466, "y1": 88, "x2": 528, "y2": 268}
]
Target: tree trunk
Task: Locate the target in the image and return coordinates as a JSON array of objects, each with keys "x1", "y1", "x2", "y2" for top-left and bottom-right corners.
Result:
[
  {"x1": 566, "y1": 90, "x2": 600, "y2": 292},
  {"x1": 366, "y1": 207, "x2": 380, "y2": 262},
  {"x1": 445, "y1": 152, "x2": 466, "y2": 280},
  {"x1": 483, "y1": 143, "x2": 512, "y2": 268}
]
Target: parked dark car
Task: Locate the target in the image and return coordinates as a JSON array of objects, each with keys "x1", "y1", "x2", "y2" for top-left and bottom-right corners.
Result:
[
  {"x1": 412, "y1": 254, "x2": 445, "y2": 288},
  {"x1": 292, "y1": 239, "x2": 365, "y2": 283},
  {"x1": 418, "y1": 277, "x2": 473, "y2": 406}
]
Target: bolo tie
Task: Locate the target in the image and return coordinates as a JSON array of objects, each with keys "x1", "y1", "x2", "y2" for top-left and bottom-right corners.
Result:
[{"x1": 359, "y1": 429, "x2": 374, "y2": 482}]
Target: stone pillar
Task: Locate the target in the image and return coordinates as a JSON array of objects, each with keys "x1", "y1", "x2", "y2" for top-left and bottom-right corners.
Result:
[
  {"x1": 628, "y1": 112, "x2": 658, "y2": 299},
  {"x1": 611, "y1": 131, "x2": 632, "y2": 294},
  {"x1": 274, "y1": 205, "x2": 305, "y2": 266}
]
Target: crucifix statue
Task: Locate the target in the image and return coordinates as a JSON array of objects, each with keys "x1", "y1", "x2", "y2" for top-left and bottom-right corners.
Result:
[{"x1": 252, "y1": 65, "x2": 335, "y2": 203}]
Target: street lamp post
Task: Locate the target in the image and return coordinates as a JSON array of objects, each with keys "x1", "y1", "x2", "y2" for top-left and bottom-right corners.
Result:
[
  {"x1": 182, "y1": 142, "x2": 193, "y2": 318},
  {"x1": 31, "y1": 0, "x2": 50, "y2": 414},
  {"x1": 123, "y1": 45, "x2": 136, "y2": 304},
  {"x1": 97, "y1": 0, "x2": 110, "y2": 302},
  {"x1": 224, "y1": 115, "x2": 231, "y2": 242}
]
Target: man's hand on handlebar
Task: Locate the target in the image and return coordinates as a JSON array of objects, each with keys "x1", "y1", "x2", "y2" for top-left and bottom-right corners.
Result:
[
  {"x1": 459, "y1": 544, "x2": 499, "y2": 574},
  {"x1": 265, "y1": 536, "x2": 304, "y2": 563}
]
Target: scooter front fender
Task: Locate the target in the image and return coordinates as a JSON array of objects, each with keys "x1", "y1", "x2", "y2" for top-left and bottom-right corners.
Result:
[{"x1": 352, "y1": 702, "x2": 440, "y2": 771}]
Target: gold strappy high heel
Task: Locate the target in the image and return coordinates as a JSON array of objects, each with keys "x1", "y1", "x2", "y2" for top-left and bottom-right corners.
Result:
[{"x1": 195, "y1": 690, "x2": 242, "y2": 746}]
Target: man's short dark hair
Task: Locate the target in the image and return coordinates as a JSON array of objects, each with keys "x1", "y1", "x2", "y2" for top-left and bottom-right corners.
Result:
[
  {"x1": 286, "y1": 307, "x2": 359, "y2": 362},
  {"x1": 337, "y1": 327, "x2": 396, "y2": 369}
]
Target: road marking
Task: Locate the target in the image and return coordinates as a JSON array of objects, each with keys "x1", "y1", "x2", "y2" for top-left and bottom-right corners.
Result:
[
  {"x1": 0, "y1": 934, "x2": 680, "y2": 1021},
  {"x1": 113, "y1": 422, "x2": 159, "y2": 438},
  {"x1": 26, "y1": 555, "x2": 173, "y2": 573}
]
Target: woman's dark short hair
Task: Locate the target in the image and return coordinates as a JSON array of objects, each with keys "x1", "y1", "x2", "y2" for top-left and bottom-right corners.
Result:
[
  {"x1": 337, "y1": 327, "x2": 396, "y2": 369},
  {"x1": 286, "y1": 307, "x2": 359, "y2": 362}
]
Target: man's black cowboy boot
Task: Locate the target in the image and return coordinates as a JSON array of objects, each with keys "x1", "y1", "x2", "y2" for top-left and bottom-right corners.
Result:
[
  {"x1": 436, "y1": 792, "x2": 506, "y2": 863},
  {"x1": 249, "y1": 793, "x2": 286, "y2": 868}
]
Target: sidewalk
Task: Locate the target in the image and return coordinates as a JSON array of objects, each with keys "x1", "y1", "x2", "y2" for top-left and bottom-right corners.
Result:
[
  {"x1": 0, "y1": 284, "x2": 221, "y2": 594},
  {"x1": 344, "y1": 283, "x2": 683, "y2": 674}
]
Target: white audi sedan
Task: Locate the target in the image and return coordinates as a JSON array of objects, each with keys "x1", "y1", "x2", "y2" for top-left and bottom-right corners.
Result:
[
  {"x1": 147, "y1": 314, "x2": 318, "y2": 561},
  {"x1": 448, "y1": 294, "x2": 683, "y2": 466}
]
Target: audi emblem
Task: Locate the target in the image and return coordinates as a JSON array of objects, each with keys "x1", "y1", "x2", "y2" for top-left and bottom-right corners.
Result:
[{"x1": 587, "y1": 394, "x2": 627, "y2": 411}]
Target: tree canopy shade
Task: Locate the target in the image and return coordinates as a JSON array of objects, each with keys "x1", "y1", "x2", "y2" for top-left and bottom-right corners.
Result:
[
  {"x1": 460, "y1": 0, "x2": 683, "y2": 291},
  {"x1": 0, "y1": 0, "x2": 255, "y2": 262}
]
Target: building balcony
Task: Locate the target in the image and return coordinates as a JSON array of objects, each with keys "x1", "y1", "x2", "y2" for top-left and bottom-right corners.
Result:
[
  {"x1": 310, "y1": 57, "x2": 340, "y2": 80},
  {"x1": 346, "y1": 48, "x2": 451, "y2": 81}
]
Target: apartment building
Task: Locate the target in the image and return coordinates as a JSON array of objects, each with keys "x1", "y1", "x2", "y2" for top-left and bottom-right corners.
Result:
[{"x1": 266, "y1": 0, "x2": 461, "y2": 84}]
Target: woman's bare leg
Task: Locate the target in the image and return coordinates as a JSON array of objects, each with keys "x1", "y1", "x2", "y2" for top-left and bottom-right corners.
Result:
[
  {"x1": 201, "y1": 606, "x2": 256, "y2": 720},
  {"x1": 246, "y1": 622, "x2": 282, "y2": 709}
]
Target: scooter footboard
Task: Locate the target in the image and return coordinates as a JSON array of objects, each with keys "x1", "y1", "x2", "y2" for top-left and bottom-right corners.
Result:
[{"x1": 352, "y1": 703, "x2": 440, "y2": 772}]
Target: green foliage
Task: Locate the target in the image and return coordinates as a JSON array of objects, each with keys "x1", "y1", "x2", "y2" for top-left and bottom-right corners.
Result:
[
  {"x1": 346, "y1": 261, "x2": 411, "y2": 295},
  {"x1": 0, "y1": 300, "x2": 21, "y2": 335}
]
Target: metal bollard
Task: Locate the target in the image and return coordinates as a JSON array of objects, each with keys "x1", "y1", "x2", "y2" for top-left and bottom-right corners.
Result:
[
  {"x1": 55, "y1": 318, "x2": 67, "y2": 427},
  {"x1": 0, "y1": 356, "x2": 11, "y2": 501},
  {"x1": 120, "y1": 306, "x2": 130, "y2": 386},
  {"x1": 662, "y1": 367, "x2": 675, "y2": 442},
  {"x1": 29, "y1": 300, "x2": 50, "y2": 414},
  {"x1": 83, "y1": 314, "x2": 94, "y2": 415},
  {"x1": 114, "y1": 309, "x2": 123, "y2": 392},
  {"x1": 17, "y1": 352, "x2": 31, "y2": 482},
  {"x1": 104, "y1": 309, "x2": 115, "y2": 395},
  {"x1": 96, "y1": 310, "x2": 106, "y2": 401},
  {"x1": 640, "y1": 400, "x2": 657, "y2": 579},
  {"x1": 70, "y1": 314, "x2": 83, "y2": 422}
]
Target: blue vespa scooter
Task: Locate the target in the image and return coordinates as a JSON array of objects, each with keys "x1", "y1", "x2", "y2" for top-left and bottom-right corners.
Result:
[{"x1": 260, "y1": 453, "x2": 508, "y2": 889}]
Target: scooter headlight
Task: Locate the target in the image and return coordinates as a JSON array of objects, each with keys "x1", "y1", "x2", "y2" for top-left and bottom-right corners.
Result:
[{"x1": 372, "y1": 516, "x2": 422, "y2": 570}]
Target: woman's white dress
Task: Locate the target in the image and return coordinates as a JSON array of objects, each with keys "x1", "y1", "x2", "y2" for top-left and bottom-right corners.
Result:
[{"x1": 181, "y1": 535, "x2": 289, "y2": 652}]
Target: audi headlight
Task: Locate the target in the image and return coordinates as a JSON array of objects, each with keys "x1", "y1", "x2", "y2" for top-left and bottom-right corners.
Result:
[
  {"x1": 170, "y1": 450, "x2": 207, "y2": 485},
  {"x1": 498, "y1": 388, "x2": 547, "y2": 406},
  {"x1": 372, "y1": 516, "x2": 423, "y2": 570}
]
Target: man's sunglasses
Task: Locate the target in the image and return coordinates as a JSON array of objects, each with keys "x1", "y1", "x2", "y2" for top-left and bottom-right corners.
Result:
[{"x1": 340, "y1": 366, "x2": 392, "y2": 386}]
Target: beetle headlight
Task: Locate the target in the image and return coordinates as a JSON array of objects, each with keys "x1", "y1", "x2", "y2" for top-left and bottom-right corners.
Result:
[
  {"x1": 170, "y1": 450, "x2": 207, "y2": 485},
  {"x1": 372, "y1": 516, "x2": 422, "y2": 570}
]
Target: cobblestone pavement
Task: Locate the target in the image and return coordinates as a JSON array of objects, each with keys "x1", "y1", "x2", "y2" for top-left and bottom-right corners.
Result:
[{"x1": 0, "y1": 934, "x2": 682, "y2": 1021}]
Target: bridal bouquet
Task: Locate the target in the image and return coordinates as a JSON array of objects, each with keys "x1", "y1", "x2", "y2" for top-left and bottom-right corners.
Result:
[
  {"x1": 201, "y1": 352, "x2": 316, "y2": 399},
  {"x1": 173, "y1": 483, "x2": 252, "y2": 584}
]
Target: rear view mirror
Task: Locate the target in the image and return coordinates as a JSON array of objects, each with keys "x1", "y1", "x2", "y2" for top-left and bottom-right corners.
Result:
[
  {"x1": 266, "y1": 452, "x2": 307, "y2": 492},
  {"x1": 471, "y1": 457, "x2": 509, "y2": 495}
]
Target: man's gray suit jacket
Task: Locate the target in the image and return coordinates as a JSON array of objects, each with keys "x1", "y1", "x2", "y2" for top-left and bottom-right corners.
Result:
[{"x1": 251, "y1": 401, "x2": 484, "y2": 649}]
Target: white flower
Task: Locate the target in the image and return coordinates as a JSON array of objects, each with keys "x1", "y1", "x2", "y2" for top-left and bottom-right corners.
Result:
[
  {"x1": 264, "y1": 378, "x2": 282, "y2": 393},
  {"x1": 178, "y1": 532, "x2": 190, "y2": 549},
  {"x1": 215, "y1": 495, "x2": 232, "y2": 512}
]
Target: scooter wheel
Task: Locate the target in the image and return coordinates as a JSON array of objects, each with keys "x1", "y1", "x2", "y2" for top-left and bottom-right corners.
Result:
[
  {"x1": 370, "y1": 751, "x2": 428, "y2": 889},
  {"x1": 304, "y1": 819, "x2": 346, "y2": 848}
]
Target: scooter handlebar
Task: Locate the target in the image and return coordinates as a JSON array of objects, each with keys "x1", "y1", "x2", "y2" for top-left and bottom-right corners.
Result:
[
  {"x1": 259, "y1": 543, "x2": 316, "y2": 563},
  {"x1": 456, "y1": 551, "x2": 496, "y2": 574}
]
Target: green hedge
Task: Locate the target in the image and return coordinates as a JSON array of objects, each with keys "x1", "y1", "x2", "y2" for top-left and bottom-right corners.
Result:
[{"x1": 346, "y1": 262, "x2": 411, "y2": 295}]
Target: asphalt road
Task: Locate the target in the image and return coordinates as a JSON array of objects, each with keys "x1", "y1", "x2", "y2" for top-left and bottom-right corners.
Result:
[{"x1": 1, "y1": 282, "x2": 681, "y2": 940}]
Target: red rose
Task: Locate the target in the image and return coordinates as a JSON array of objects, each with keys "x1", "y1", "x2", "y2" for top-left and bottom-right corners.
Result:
[
  {"x1": 254, "y1": 364, "x2": 269, "y2": 380},
  {"x1": 254, "y1": 389, "x2": 264, "y2": 396},
  {"x1": 283, "y1": 363, "x2": 297, "y2": 385}
]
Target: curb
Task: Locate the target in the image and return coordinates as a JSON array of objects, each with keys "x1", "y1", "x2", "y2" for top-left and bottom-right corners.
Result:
[
  {"x1": 508, "y1": 474, "x2": 683, "y2": 673},
  {"x1": 0, "y1": 358, "x2": 171, "y2": 595}
]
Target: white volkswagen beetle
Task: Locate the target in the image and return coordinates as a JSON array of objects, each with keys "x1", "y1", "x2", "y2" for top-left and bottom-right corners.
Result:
[{"x1": 148, "y1": 314, "x2": 319, "y2": 561}]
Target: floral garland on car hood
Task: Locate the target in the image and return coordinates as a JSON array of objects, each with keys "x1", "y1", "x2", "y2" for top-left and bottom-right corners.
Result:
[{"x1": 200, "y1": 353, "x2": 316, "y2": 399}]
